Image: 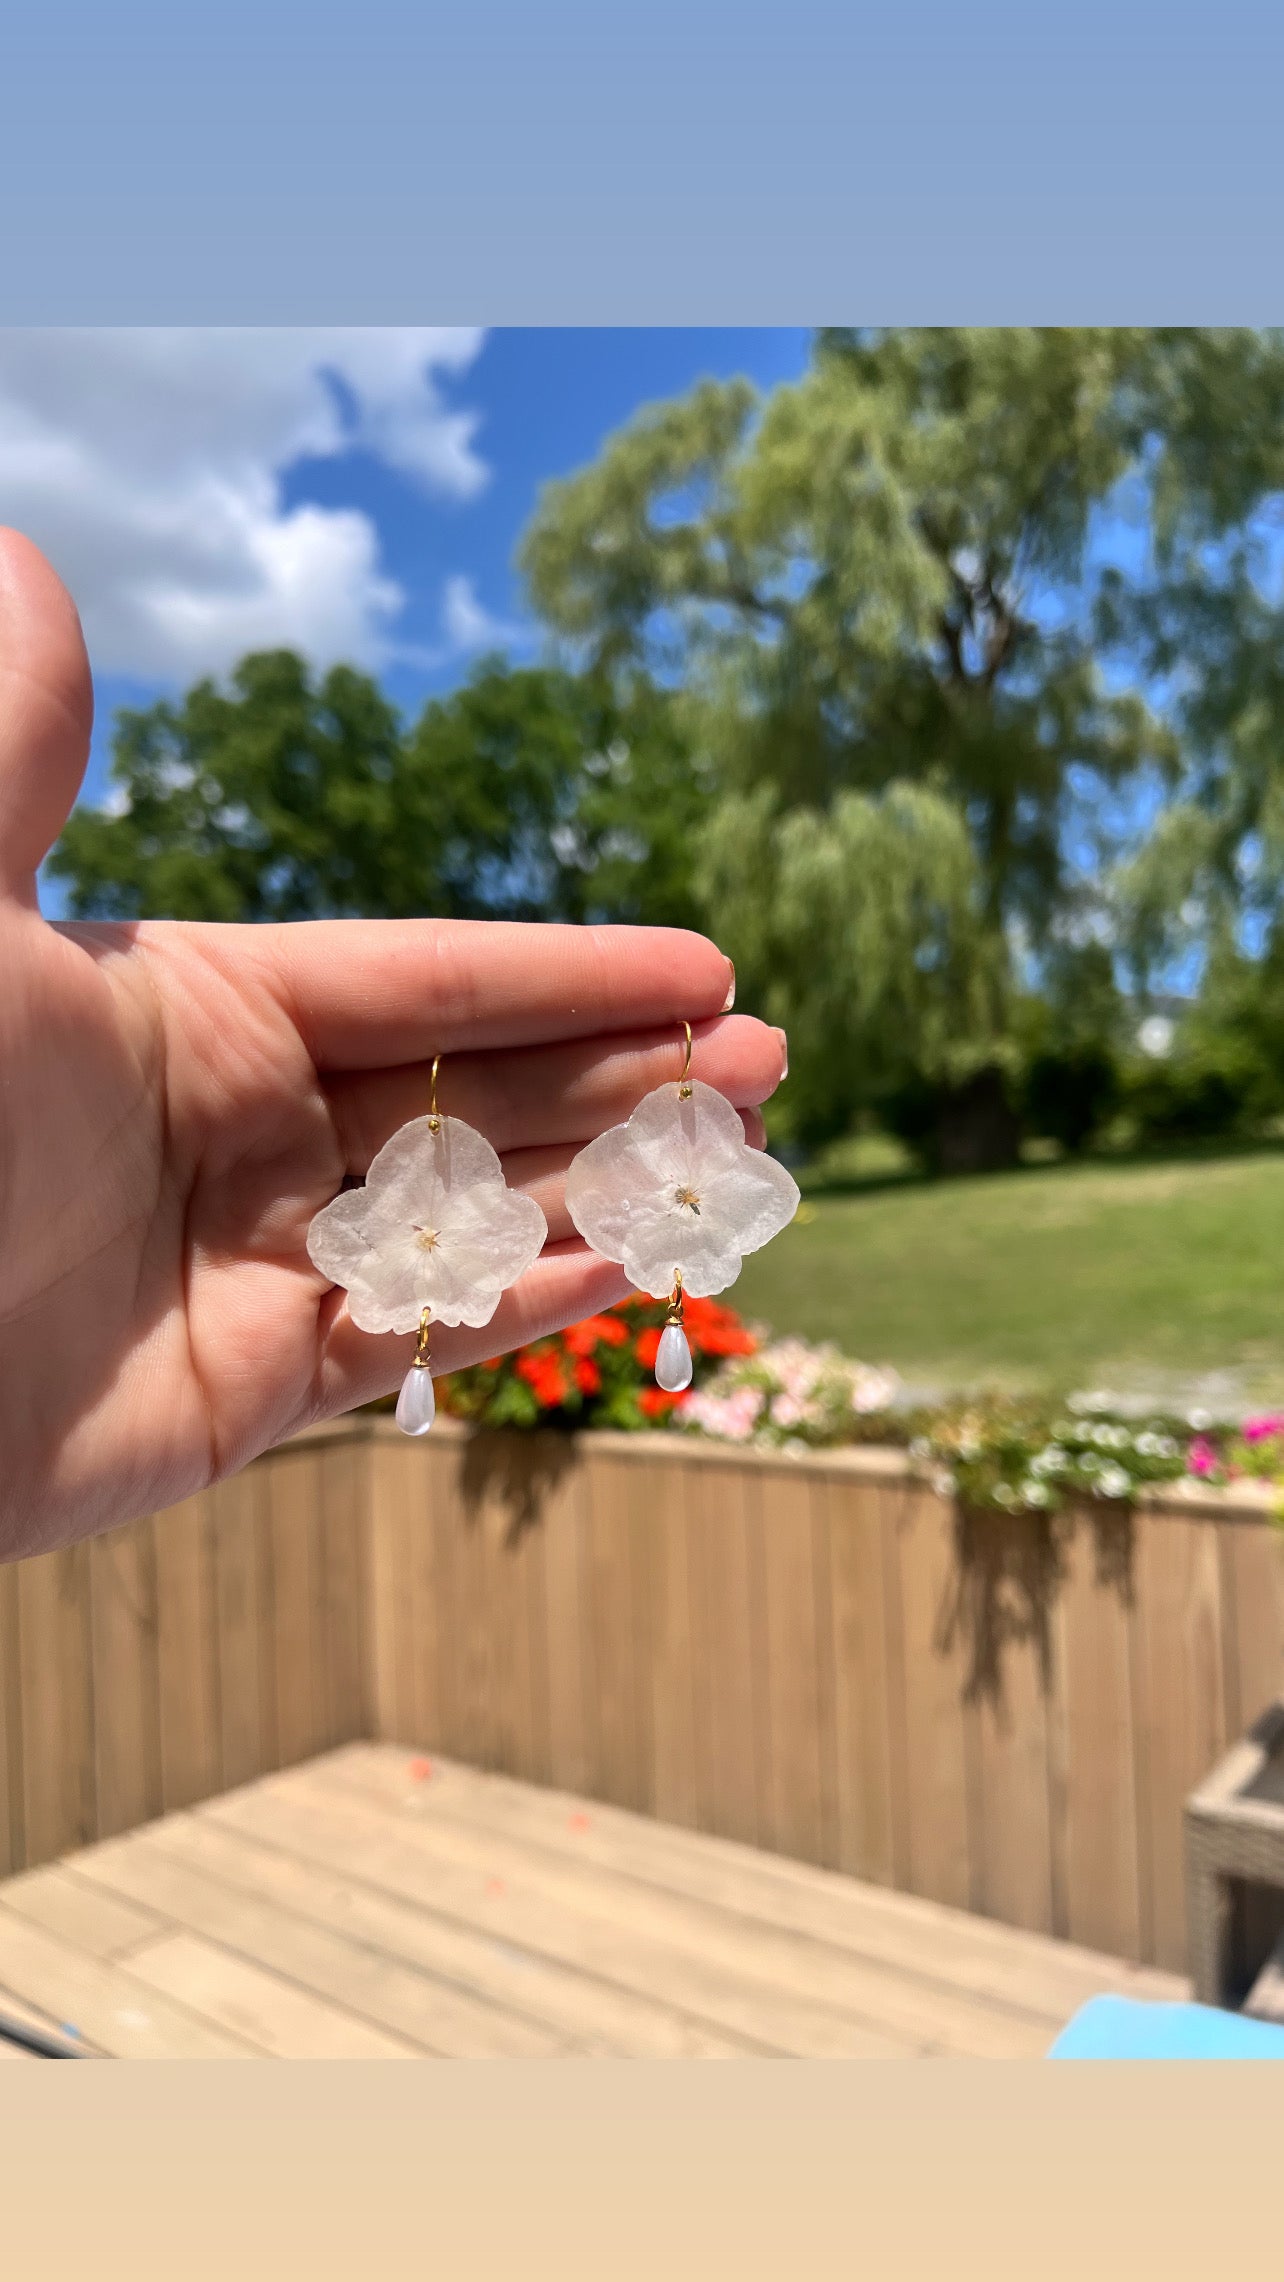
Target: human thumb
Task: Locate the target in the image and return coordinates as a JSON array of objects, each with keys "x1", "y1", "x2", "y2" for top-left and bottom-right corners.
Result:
[{"x1": 0, "y1": 528, "x2": 93, "y2": 905}]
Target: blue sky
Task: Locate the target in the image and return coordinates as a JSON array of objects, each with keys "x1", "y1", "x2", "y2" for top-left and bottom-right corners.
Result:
[{"x1": 60, "y1": 329, "x2": 811, "y2": 818}]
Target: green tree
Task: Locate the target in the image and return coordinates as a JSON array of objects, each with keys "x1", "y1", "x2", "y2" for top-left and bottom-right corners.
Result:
[
  {"x1": 50, "y1": 652, "x2": 707, "y2": 928},
  {"x1": 520, "y1": 327, "x2": 1284, "y2": 1155}
]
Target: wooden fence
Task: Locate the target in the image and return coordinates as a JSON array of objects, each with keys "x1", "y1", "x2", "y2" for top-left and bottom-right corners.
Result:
[{"x1": 2, "y1": 1419, "x2": 1282, "y2": 1972}]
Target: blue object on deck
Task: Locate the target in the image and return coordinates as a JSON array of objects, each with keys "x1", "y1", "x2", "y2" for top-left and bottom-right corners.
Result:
[{"x1": 1048, "y1": 1994, "x2": 1284, "y2": 2058}]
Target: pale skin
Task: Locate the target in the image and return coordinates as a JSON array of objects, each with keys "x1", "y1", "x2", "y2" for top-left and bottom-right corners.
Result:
[{"x1": 0, "y1": 530, "x2": 786, "y2": 1559}]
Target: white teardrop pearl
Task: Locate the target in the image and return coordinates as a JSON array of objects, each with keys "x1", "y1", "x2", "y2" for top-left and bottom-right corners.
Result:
[
  {"x1": 654, "y1": 1323, "x2": 693, "y2": 1393},
  {"x1": 395, "y1": 1364, "x2": 436, "y2": 1436}
]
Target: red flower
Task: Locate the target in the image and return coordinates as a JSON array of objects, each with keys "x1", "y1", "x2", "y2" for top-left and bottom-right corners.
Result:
[
  {"x1": 683, "y1": 1294, "x2": 757, "y2": 1356},
  {"x1": 564, "y1": 1313, "x2": 629, "y2": 1357},
  {"x1": 573, "y1": 1357, "x2": 601, "y2": 1396},
  {"x1": 516, "y1": 1350, "x2": 568, "y2": 1408},
  {"x1": 639, "y1": 1386, "x2": 684, "y2": 1419},
  {"x1": 635, "y1": 1326, "x2": 662, "y2": 1368}
]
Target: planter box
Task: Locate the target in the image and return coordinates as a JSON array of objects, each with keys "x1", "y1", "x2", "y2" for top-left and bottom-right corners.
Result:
[{"x1": 0, "y1": 1418, "x2": 1281, "y2": 1975}]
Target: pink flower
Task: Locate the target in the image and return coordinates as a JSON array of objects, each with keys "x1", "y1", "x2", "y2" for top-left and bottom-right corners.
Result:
[
  {"x1": 1242, "y1": 1413, "x2": 1284, "y2": 1444},
  {"x1": 1187, "y1": 1436, "x2": 1218, "y2": 1478}
]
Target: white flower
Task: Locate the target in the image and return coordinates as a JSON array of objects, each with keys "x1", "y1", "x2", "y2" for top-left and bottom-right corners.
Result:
[
  {"x1": 1021, "y1": 1479, "x2": 1052, "y2": 1508},
  {"x1": 306, "y1": 1115, "x2": 547, "y2": 1335},
  {"x1": 565, "y1": 1078, "x2": 800, "y2": 1299},
  {"x1": 1091, "y1": 1423, "x2": 1130, "y2": 1450},
  {"x1": 1029, "y1": 1445, "x2": 1067, "y2": 1477},
  {"x1": 1095, "y1": 1462, "x2": 1132, "y2": 1500}
]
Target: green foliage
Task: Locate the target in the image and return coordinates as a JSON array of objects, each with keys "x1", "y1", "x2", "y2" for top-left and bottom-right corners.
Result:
[
  {"x1": 1121, "y1": 1033, "x2": 1282, "y2": 1146},
  {"x1": 700, "y1": 779, "x2": 1008, "y2": 1146},
  {"x1": 522, "y1": 328, "x2": 1284, "y2": 1162},
  {"x1": 910, "y1": 1391, "x2": 1187, "y2": 1514},
  {"x1": 50, "y1": 654, "x2": 708, "y2": 928}
]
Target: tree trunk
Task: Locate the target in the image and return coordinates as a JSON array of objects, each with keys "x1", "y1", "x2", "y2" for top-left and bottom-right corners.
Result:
[{"x1": 935, "y1": 1066, "x2": 1021, "y2": 1175}]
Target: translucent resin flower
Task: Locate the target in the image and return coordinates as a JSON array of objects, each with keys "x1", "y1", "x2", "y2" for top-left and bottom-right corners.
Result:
[
  {"x1": 565, "y1": 1078, "x2": 800, "y2": 1300},
  {"x1": 307, "y1": 1115, "x2": 547, "y2": 1335}
]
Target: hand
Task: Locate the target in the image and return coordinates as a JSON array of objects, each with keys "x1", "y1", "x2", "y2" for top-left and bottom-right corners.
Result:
[{"x1": 0, "y1": 531, "x2": 785, "y2": 1557}]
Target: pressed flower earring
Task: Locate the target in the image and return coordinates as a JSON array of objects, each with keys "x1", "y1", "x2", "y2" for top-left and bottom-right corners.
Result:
[
  {"x1": 306, "y1": 1054, "x2": 548, "y2": 1438},
  {"x1": 565, "y1": 1022, "x2": 800, "y2": 1395}
]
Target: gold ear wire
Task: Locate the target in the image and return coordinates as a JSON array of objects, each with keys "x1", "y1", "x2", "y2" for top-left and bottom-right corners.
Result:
[
  {"x1": 678, "y1": 1020, "x2": 693, "y2": 1099},
  {"x1": 428, "y1": 1054, "x2": 442, "y2": 1132}
]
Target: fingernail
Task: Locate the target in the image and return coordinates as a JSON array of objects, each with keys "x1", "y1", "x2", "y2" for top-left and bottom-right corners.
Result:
[
  {"x1": 774, "y1": 1027, "x2": 789, "y2": 1080},
  {"x1": 721, "y1": 960, "x2": 736, "y2": 1013}
]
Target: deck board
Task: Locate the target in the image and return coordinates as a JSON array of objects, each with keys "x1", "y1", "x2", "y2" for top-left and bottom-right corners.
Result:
[{"x1": 0, "y1": 1743, "x2": 1188, "y2": 2058}]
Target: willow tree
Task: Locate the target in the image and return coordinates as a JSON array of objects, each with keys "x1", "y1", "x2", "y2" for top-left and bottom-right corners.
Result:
[{"x1": 520, "y1": 326, "x2": 1284, "y2": 1156}]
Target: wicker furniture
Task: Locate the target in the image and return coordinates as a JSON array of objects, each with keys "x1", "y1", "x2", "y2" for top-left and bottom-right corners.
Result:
[{"x1": 1185, "y1": 1698, "x2": 1284, "y2": 2010}]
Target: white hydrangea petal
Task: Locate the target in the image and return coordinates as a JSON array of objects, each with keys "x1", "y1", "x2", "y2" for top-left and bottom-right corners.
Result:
[
  {"x1": 306, "y1": 1112, "x2": 547, "y2": 1336},
  {"x1": 364, "y1": 1114, "x2": 504, "y2": 1221},
  {"x1": 698, "y1": 1152, "x2": 801, "y2": 1255},
  {"x1": 306, "y1": 1186, "x2": 384, "y2": 1289},
  {"x1": 623, "y1": 1080, "x2": 749, "y2": 1182},
  {"x1": 565, "y1": 1076, "x2": 801, "y2": 1299},
  {"x1": 620, "y1": 1205, "x2": 747, "y2": 1299}
]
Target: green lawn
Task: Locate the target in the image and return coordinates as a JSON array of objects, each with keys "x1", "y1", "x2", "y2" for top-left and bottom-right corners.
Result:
[{"x1": 733, "y1": 1147, "x2": 1284, "y2": 1399}]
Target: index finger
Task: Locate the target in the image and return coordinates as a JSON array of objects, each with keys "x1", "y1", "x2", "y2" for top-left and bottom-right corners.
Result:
[{"x1": 230, "y1": 917, "x2": 737, "y2": 1070}]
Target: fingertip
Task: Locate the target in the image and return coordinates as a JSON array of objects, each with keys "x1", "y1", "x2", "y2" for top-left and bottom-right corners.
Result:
[{"x1": 0, "y1": 528, "x2": 94, "y2": 896}]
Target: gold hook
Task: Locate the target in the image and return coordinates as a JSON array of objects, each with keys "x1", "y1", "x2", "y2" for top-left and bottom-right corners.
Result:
[
  {"x1": 678, "y1": 1020, "x2": 693, "y2": 1099},
  {"x1": 428, "y1": 1053, "x2": 442, "y2": 1132},
  {"x1": 414, "y1": 1306, "x2": 432, "y2": 1367},
  {"x1": 665, "y1": 1270, "x2": 685, "y2": 1326}
]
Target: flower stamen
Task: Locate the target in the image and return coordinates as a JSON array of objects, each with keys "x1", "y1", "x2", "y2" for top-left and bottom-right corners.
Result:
[{"x1": 674, "y1": 1185, "x2": 701, "y2": 1215}]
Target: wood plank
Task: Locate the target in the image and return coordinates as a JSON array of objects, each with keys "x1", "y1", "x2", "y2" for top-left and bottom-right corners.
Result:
[
  {"x1": 0, "y1": 1561, "x2": 23, "y2": 1875},
  {"x1": 445, "y1": 1441, "x2": 502, "y2": 1771},
  {"x1": 538, "y1": 1445, "x2": 597, "y2": 1797},
  {"x1": 89, "y1": 1520, "x2": 162, "y2": 1841},
  {"x1": 152, "y1": 1496, "x2": 220, "y2": 1813},
  {"x1": 2, "y1": 1863, "x2": 164, "y2": 1959},
  {"x1": 580, "y1": 1447, "x2": 647, "y2": 1813},
  {"x1": 1221, "y1": 1519, "x2": 1284, "y2": 1736},
  {"x1": 261, "y1": 1450, "x2": 322, "y2": 1770},
  {"x1": 75, "y1": 1823, "x2": 578, "y2": 2058},
  {"x1": 210, "y1": 1469, "x2": 267, "y2": 1793},
  {"x1": 891, "y1": 1485, "x2": 971, "y2": 1912},
  {"x1": 1054, "y1": 1507, "x2": 1143, "y2": 1961},
  {"x1": 965, "y1": 1509, "x2": 1056, "y2": 1935},
  {"x1": 687, "y1": 1457, "x2": 761, "y2": 1848},
  {"x1": 826, "y1": 1478, "x2": 897, "y2": 1887},
  {"x1": 0, "y1": 1904, "x2": 256, "y2": 2056},
  {"x1": 336, "y1": 1744, "x2": 1185, "y2": 2020},
  {"x1": 384, "y1": 1438, "x2": 426, "y2": 1748},
  {"x1": 208, "y1": 1769, "x2": 917, "y2": 2056},
  {"x1": 638, "y1": 1447, "x2": 699, "y2": 1832},
  {"x1": 124, "y1": 1930, "x2": 415, "y2": 2058},
  {"x1": 317, "y1": 1434, "x2": 367, "y2": 1751},
  {"x1": 268, "y1": 1756, "x2": 1062, "y2": 2057},
  {"x1": 403, "y1": 1440, "x2": 446, "y2": 1752},
  {"x1": 470, "y1": 1437, "x2": 548, "y2": 1788},
  {"x1": 365, "y1": 1438, "x2": 405, "y2": 1743},
  {"x1": 1133, "y1": 1508, "x2": 1228, "y2": 1972},
  {"x1": 756, "y1": 1467, "x2": 826, "y2": 1866},
  {"x1": 164, "y1": 1810, "x2": 746, "y2": 2057},
  {"x1": 18, "y1": 1546, "x2": 95, "y2": 1866}
]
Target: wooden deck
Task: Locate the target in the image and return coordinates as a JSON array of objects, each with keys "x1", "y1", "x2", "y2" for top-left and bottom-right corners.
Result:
[{"x1": 0, "y1": 1744, "x2": 1187, "y2": 2059}]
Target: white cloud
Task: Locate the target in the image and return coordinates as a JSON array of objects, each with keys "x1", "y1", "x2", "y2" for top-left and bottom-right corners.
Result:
[
  {"x1": 441, "y1": 572, "x2": 522, "y2": 653},
  {"x1": 0, "y1": 328, "x2": 488, "y2": 681}
]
